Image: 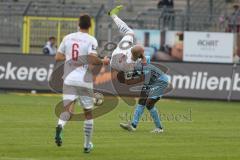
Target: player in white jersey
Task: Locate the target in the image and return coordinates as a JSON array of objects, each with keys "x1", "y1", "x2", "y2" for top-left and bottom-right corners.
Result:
[
  {"x1": 109, "y1": 6, "x2": 147, "y2": 72},
  {"x1": 109, "y1": 6, "x2": 170, "y2": 133},
  {"x1": 54, "y1": 14, "x2": 109, "y2": 153}
]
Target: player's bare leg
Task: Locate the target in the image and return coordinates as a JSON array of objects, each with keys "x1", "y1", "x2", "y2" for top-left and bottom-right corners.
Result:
[
  {"x1": 55, "y1": 100, "x2": 75, "y2": 146},
  {"x1": 83, "y1": 108, "x2": 94, "y2": 153}
]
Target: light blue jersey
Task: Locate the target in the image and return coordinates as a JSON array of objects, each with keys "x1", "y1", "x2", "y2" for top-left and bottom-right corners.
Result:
[{"x1": 137, "y1": 56, "x2": 170, "y2": 99}]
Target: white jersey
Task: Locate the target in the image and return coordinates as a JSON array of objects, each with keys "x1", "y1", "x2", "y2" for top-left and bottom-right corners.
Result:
[
  {"x1": 110, "y1": 34, "x2": 140, "y2": 71},
  {"x1": 43, "y1": 41, "x2": 57, "y2": 55},
  {"x1": 112, "y1": 47, "x2": 133, "y2": 64},
  {"x1": 58, "y1": 32, "x2": 98, "y2": 88}
]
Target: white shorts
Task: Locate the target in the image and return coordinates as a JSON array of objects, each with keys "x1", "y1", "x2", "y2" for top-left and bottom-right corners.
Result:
[{"x1": 63, "y1": 84, "x2": 94, "y2": 109}]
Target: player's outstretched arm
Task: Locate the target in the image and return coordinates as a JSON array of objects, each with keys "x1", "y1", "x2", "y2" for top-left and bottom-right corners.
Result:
[
  {"x1": 88, "y1": 54, "x2": 110, "y2": 65},
  {"x1": 55, "y1": 52, "x2": 65, "y2": 61}
]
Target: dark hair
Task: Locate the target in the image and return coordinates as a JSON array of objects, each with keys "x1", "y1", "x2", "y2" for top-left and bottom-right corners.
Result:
[
  {"x1": 49, "y1": 36, "x2": 56, "y2": 41},
  {"x1": 79, "y1": 14, "x2": 91, "y2": 29}
]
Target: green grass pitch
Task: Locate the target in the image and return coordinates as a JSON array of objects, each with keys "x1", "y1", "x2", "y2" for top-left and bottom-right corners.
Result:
[{"x1": 0, "y1": 93, "x2": 240, "y2": 160}]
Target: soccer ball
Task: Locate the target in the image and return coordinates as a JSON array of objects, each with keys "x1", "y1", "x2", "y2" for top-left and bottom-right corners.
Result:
[{"x1": 93, "y1": 92, "x2": 104, "y2": 106}]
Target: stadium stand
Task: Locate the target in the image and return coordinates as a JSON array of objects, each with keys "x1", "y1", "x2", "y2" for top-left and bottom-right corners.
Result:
[{"x1": 0, "y1": 0, "x2": 239, "y2": 54}]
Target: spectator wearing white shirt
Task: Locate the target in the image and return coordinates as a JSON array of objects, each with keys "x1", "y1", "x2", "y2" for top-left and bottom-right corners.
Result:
[{"x1": 43, "y1": 36, "x2": 57, "y2": 55}]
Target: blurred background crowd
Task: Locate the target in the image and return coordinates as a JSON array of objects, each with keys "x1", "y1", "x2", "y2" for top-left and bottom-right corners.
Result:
[{"x1": 0, "y1": 0, "x2": 240, "y2": 63}]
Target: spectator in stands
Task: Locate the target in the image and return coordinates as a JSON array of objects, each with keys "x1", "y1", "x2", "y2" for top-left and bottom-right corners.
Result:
[
  {"x1": 219, "y1": 3, "x2": 240, "y2": 33},
  {"x1": 157, "y1": 0, "x2": 174, "y2": 9},
  {"x1": 223, "y1": 3, "x2": 240, "y2": 60},
  {"x1": 43, "y1": 36, "x2": 57, "y2": 55},
  {"x1": 158, "y1": 0, "x2": 175, "y2": 29},
  {"x1": 219, "y1": 3, "x2": 240, "y2": 59},
  {"x1": 126, "y1": 0, "x2": 133, "y2": 12},
  {"x1": 224, "y1": 3, "x2": 240, "y2": 32}
]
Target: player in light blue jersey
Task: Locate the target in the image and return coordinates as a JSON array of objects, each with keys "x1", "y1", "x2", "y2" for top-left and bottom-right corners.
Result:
[{"x1": 118, "y1": 56, "x2": 170, "y2": 133}]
